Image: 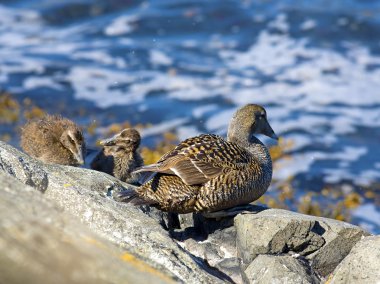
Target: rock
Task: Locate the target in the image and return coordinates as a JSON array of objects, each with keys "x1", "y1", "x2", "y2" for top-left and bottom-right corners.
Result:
[
  {"x1": 235, "y1": 209, "x2": 370, "y2": 276},
  {"x1": 1, "y1": 140, "x2": 376, "y2": 283},
  {"x1": 243, "y1": 255, "x2": 320, "y2": 284},
  {"x1": 175, "y1": 213, "x2": 242, "y2": 283},
  {"x1": 0, "y1": 171, "x2": 174, "y2": 284},
  {"x1": 328, "y1": 236, "x2": 380, "y2": 284},
  {"x1": 0, "y1": 141, "x2": 223, "y2": 283}
]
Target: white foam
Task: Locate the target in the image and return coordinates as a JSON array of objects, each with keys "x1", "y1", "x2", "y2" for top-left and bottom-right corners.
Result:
[
  {"x1": 23, "y1": 77, "x2": 64, "y2": 91},
  {"x1": 352, "y1": 203, "x2": 380, "y2": 232},
  {"x1": 300, "y1": 19, "x2": 317, "y2": 31},
  {"x1": 72, "y1": 50, "x2": 126, "y2": 68},
  {"x1": 104, "y1": 15, "x2": 138, "y2": 36},
  {"x1": 67, "y1": 66, "x2": 142, "y2": 108},
  {"x1": 205, "y1": 109, "x2": 235, "y2": 132},
  {"x1": 140, "y1": 118, "x2": 189, "y2": 137},
  {"x1": 176, "y1": 126, "x2": 201, "y2": 141},
  {"x1": 150, "y1": 50, "x2": 173, "y2": 66},
  {"x1": 192, "y1": 104, "x2": 218, "y2": 118},
  {"x1": 268, "y1": 14, "x2": 289, "y2": 33},
  {"x1": 275, "y1": 147, "x2": 367, "y2": 182}
]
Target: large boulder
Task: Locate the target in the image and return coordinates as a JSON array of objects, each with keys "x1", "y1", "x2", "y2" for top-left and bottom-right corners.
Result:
[
  {"x1": 1, "y1": 140, "x2": 377, "y2": 284},
  {"x1": 328, "y1": 235, "x2": 380, "y2": 284},
  {"x1": 0, "y1": 141, "x2": 223, "y2": 283},
  {"x1": 243, "y1": 255, "x2": 320, "y2": 284},
  {"x1": 0, "y1": 171, "x2": 174, "y2": 284},
  {"x1": 235, "y1": 209, "x2": 370, "y2": 277}
]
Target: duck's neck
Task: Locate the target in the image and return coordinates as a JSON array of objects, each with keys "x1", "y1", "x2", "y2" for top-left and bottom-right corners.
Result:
[{"x1": 227, "y1": 127, "x2": 271, "y2": 164}]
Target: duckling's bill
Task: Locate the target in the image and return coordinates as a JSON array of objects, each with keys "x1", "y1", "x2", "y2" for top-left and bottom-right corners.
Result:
[
  {"x1": 74, "y1": 148, "x2": 85, "y2": 165},
  {"x1": 100, "y1": 134, "x2": 118, "y2": 146}
]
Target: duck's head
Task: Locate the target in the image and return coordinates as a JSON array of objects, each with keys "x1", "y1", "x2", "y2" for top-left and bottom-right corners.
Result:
[
  {"x1": 100, "y1": 128, "x2": 141, "y2": 155},
  {"x1": 228, "y1": 104, "x2": 278, "y2": 144},
  {"x1": 60, "y1": 128, "x2": 86, "y2": 165}
]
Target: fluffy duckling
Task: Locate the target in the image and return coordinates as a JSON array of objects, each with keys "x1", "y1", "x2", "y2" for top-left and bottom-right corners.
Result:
[
  {"x1": 124, "y1": 104, "x2": 278, "y2": 214},
  {"x1": 20, "y1": 115, "x2": 85, "y2": 166},
  {"x1": 91, "y1": 128, "x2": 144, "y2": 184}
]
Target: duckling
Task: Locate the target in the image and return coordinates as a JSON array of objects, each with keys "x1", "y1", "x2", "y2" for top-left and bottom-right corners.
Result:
[
  {"x1": 124, "y1": 104, "x2": 278, "y2": 214},
  {"x1": 91, "y1": 128, "x2": 144, "y2": 184},
  {"x1": 20, "y1": 115, "x2": 85, "y2": 166}
]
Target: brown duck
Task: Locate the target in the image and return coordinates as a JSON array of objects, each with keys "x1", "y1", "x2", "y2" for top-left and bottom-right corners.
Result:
[
  {"x1": 125, "y1": 104, "x2": 278, "y2": 214},
  {"x1": 20, "y1": 115, "x2": 85, "y2": 166},
  {"x1": 91, "y1": 128, "x2": 144, "y2": 184}
]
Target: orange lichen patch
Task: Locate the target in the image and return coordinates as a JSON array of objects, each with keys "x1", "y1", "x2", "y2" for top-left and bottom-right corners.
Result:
[
  {"x1": 107, "y1": 123, "x2": 124, "y2": 135},
  {"x1": 105, "y1": 121, "x2": 152, "y2": 136},
  {"x1": 0, "y1": 92, "x2": 20, "y2": 123},
  {"x1": 297, "y1": 193, "x2": 323, "y2": 217},
  {"x1": 163, "y1": 132, "x2": 178, "y2": 142},
  {"x1": 269, "y1": 137, "x2": 294, "y2": 162},
  {"x1": 0, "y1": 133, "x2": 11, "y2": 142},
  {"x1": 324, "y1": 273, "x2": 334, "y2": 284},
  {"x1": 82, "y1": 236, "x2": 107, "y2": 250},
  {"x1": 120, "y1": 252, "x2": 174, "y2": 283},
  {"x1": 135, "y1": 122, "x2": 153, "y2": 130},
  {"x1": 321, "y1": 188, "x2": 330, "y2": 197},
  {"x1": 343, "y1": 192, "x2": 361, "y2": 209},
  {"x1": 364, "y1": 191, "x2": 376, "y2": 199},
  {"x1": 86, "y1": 120, "x2": 98, "y2": 136},
  {"x1": 24, "y1": 106, "x2": 45, "y2": 120},
  {"x1": 328, "y1": 200, "x2": 347, "y2": 221},
  {"x1": 141, "y1": 134, "x2": 178, "y2": 165},
  {"x1": 277, "y1": 178, "x2": 295, "y2": 203}
]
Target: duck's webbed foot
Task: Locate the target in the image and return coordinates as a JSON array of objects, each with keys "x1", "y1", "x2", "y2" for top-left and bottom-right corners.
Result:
[{"x1": 202, "y1": 204, "x2": 268, "y2": 219}]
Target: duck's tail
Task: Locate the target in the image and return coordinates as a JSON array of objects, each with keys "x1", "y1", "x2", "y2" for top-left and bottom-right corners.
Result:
[{"x1": 116, "y1": 184, "x2": 157, "y2": 206}]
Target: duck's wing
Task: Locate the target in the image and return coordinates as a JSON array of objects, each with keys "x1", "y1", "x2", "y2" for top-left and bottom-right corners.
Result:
[{"x1": 135, "y1": 134, "x2": 250, "y2": 185}]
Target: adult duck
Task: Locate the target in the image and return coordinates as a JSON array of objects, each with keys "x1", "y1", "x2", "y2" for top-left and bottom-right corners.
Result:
[{"x1": 125, "y1": 104, "x2": 278, "y2": 214}]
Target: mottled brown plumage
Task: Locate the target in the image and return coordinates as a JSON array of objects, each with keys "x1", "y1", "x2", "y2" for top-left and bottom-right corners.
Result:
[
  {"x1": 20, "y1": 115, "x2": 85, "y2": 166},
  {"x1": 91, "y1": 128, "x2": 143, "y2": 184},
  {"x1": 127, "y1": 104, "x2": 278, "y2": 213}
]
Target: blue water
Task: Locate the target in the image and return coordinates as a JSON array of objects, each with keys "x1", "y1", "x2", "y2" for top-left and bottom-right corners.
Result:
[{"x1": 0, "y1": 0, "x2": 379, "y2": 233}]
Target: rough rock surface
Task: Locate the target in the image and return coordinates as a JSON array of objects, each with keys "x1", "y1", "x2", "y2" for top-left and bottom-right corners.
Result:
[
  {"x1": 0, "y1": 141, "x2": 223, "y2": 283},
  {"x1": 0, "y1": 140, "x2": 378, "y2": 284},
  {"x1": 235, "y1": 209, "x2": 370, "y2": 276},
  {"x1": 328, "y1": 235, "x2": 380, "y2": 284},
  {"x1": 243, "y1": 255, "x2": 320, "y2": 284},
  {"x1": 0, "y1": 171, "x2": 174, "y2": 284},
  {"x1": 175, "y1": 214, "x2": 241, "y2": 283}
]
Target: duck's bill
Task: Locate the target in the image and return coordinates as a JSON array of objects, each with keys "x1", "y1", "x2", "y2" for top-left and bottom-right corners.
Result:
[
  {"x1": 100, "y1": 134, "x2": 119, "y2": 146},
  {"x1": 261, "y1": 118, "x2": 279, "y2": 140},
  {"x1": 74, "y1": 150, "x2": 85, "y2": 165}
]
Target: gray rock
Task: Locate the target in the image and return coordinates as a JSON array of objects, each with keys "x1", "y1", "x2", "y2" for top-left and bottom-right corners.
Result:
[
  {"x1": 176, "y1": 213, "x2": 241, "y2": 283},
  {"x1": 1, "y1": 140, "x2": 374, "y2": 284},
  {"x1": 0, "y1": 141, "x2": 223, "y2": 283},
  {"x1": 243, "y1": 255, "x2": 320, "y2": 284},
  {"x1": 328, "y1": 236, "x2": 380, "y2": 284},
  {"x1": 235, "y1": 209, "x2": 370, "y2": 276},
  {"x1": 0, "y1": 171, "x2": 174, "y2": 284}
]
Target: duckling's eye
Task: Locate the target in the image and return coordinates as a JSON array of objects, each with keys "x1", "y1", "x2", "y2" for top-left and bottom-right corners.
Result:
[{"x1": 68, "y1": 136, "x2": 75, "y2": 144}]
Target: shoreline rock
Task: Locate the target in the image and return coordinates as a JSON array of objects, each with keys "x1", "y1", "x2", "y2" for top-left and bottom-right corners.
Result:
[
  {"x1": 0, "y1": 171, "x2": 174, "y2": 284},
  {"x1": 0, "y1": 141, "x2": 223, "y2": 283},
  {"x1": 0, "y1": 140, "x2": 378, "y2": 284}
]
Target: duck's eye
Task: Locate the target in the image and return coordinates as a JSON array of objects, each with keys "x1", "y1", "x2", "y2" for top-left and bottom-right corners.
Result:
[
  {"x1": 256, "y1": 113, "x2": 265, "y2": 119},
  {"x1": 75, "y1": 132, "x2": 82, "y2": 141},
  {"x1": 68, "y1": 136, "x2": 75, "y2": 144}
]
